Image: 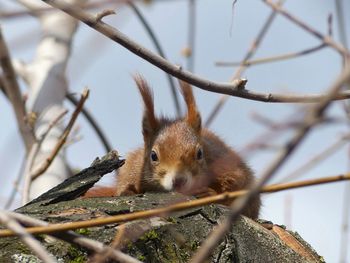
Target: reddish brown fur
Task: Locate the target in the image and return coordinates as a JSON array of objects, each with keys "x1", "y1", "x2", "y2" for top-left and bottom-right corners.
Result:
[
  {"x1": 85, "y1": 76, "x2": 261, "y2": 219},
  {"x1": 179, "y1": 80, "x2": 201, "y2": 134}
]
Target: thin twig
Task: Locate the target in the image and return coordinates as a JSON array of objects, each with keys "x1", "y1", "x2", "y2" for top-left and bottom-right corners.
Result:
[
  {"x1": 240, "y1": 111, "x2": 346, "y2": 158},
  {"x1": 1, "y1": 172, "x2": 350, "y2": 238},
  {"x1": 335, "y1": 0, "x2": 348, "y2": 47},
  {"x1": 21, "y1": 143, "x2": 40, "y2": 205},
  {"x1": 0, "y1": 0, "x2": 134, "y2": 20},
  {"x1": 217, "y1": 9, "x2": 333, "y2": 69},
  {"x1": 251, "y1": 111, "x2": 345, "y2": 129},
  {"x1": 4, "y1": 156, "x2": 25, "y2": 209},
  {"x1": 95, "y1": 9, "x2": 116, "y2": 22},
  {"x1": 340, "y1": 125, "x2": 350, "y2": 263},
  {"x1": 127, "y1": 1, "x2": 181, "y2": 116},
  {"x1": 21, "y1": 90, "x2": 89, "y2": 205},
  {"x1": 0, "y1": 27, "x2": 35, "y2": 151},
  {"x1": 264, "y1": 0, "x2": 350, "y2": 59},
  {"x1": 90, "y1": 224, "x2": 126, "y2": 263},
  {"x1": 279, "y1": 135, "x2": 349, "y2": 183},
  {"x1": 186, "y1": 0, "x2": 196, "y2": 72},
  {"x1": 335, "y1": 0, "x2": 349, "y2": 68},
  {"x1": 6, "y1": 212, "x2": 142, "y2": 263},
  {"x1": 38, "y1": 0, "x2": 245, "y2": 93},
  {"x1": 0, "y1": 210, "x2": 56, "y2": 263},
  {"x1": 66, "y1": 93, "x2": 112, "y2": 153},
  {"x1": 205, "y1": 0, "x2": 283, "y2": 127},
  {"x1": 190, "y1": 65, "x2": 350, "y2": 263},
  {"x1": 340, "y1": 181, "x2": 350, "y2": 263},
  {"x1": 30, "y1": 89, "x2": 89, "y2": 181},
  {"x1": 39, "y1": 0, "x2": 350, "y2": 104},
  {"x1": 216, "y1": 43, "x2": 326, "y2": 67},
  {"x1": 21, "y1": 109, "x2": 68, "y2": 205}
]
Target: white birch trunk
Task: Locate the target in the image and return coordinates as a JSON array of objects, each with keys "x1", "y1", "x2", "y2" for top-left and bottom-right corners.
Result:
[{"x1": 15, "y1": 0, "x2": 87, "y2": 202}]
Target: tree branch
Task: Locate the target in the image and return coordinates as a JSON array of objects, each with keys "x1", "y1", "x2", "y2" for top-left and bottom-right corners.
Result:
[
  {"x1": 31, "y1": 90, "x2": 89, "y2": 180},
  {"x1": 128, "y1": 1, "x2": 181, "y2": 116},
  {"x1": 190, "y1": 65, "x2": 350, "y2": 263},
  {"x1": 22, "y1": 89, "x2": 89, "y2": 205},
  {"x1": 216, "y1": 43, "x2": 327, "y2": 67},
  {"x1": 66, "y1": 93, "x2": 113, "y2": 153},
  {"x1": 36, "y1": 0, "x2": 350, "y2": 104},
  {"x1": 1, "y1": 172, "x2": 349, "y2": 238},
  {"x1": 205, "y1": 0, "x2": 283, "y2": 127},
  {"x1": 263, "y1": 0, "x2": 350, "y2": 59},
  {"x1": 0, "y1": 210, "x2": 56, "y2": 263},
  {"x1": 0, "y1": 27, "x2": 35, "y2": 152},
  {"x1": 6, "y1": 211, "x2": 142, "y2": 263},
  {"x1": 36, "y1": 0, "x2": 242, "y2": 90}
]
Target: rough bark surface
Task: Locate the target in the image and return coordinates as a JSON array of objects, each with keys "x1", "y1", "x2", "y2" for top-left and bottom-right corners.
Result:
[{"x1": 0, "y1": 152, "x2": 323, "y2": 263}]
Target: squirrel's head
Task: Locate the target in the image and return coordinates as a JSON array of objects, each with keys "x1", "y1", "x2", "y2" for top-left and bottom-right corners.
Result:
[{"x1": 134, "y1": 75, "x2": 208, "y2": 194}]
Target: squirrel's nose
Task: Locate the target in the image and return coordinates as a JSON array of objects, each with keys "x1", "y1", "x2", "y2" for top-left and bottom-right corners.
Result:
[{"x1": 173, "y1": 177, "x2": 187, "y2": 190}]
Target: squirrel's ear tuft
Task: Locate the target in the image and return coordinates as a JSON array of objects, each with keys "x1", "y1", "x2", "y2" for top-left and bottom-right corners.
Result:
[
  {"x1": 133, "y1": 74, "x2": 159, "y2": 143},
  {"x1": 179, "y1": 80, "x2": 201, "y2": 134}
]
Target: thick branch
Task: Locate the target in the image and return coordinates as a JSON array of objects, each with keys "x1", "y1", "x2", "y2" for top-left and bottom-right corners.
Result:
[{"x1": 38, "y1": 0, "x2": 350, "y2": 104}]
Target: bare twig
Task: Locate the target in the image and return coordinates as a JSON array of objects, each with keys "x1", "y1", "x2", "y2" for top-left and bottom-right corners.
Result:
[
  {"x1": 38, "y1": 0, "x2": 244, "y2": 93},
  {"x1": 22, "y1": 109, "x2": 68, "y2": 205},
  {"x1": 335, "y1": 0, "x2": 348, "y2": 48},
  {"x1": 21, "y1": 143, "x2": 41, "y2": 205},
  {"x1": 37, "y1": 0, "x2": 350, "y2": 104},
  {"x1": 186, "y1": 0, "x2": 196, "y2": 72},
  {"x1": 21, "y1": 90, "x2": 89, "y2": 205},
  {"x1": 0, "y1": 28, "x2": 35, "y2": 152},
  {"x1": 279, "y1": 135, "x2": 349, "y2": 183},
  {"x1": 340, "y1": 182, "x2": 350, "y2": 263},
  {"x1": 66, "y1": 93, "x2": 112, "y2": 153},
  {"x1": 90, "y1": 224, "x2": 127, "y2": 263},
  {"x1": 4, "y1": 162, "x2": 24, "y2": 209},
  {"x1": 205, "y1": 0, "x2": 283, "y2": 127},
  {"x1": 6, "y1": 212, "x2": 142, "y2": 263},
  {"x1": 240, "y1": 111, "x2": 346, "y2": 158},
  {"x1": 0, "y1": 210, "x2": 56, "y2": 263},
  {"x1": 335, "y1": 0, "x2": 349, "y2": 68},
  {"x1": 127, "y1": 1, "x2": 181, "y2": 116},
  {"x1": 0, "y1": 0, "x2": 133, "y2": 20},
  {"x1": 190, "y1": 65, "x2": 350, "y2": 263},
  {"x1": 1, "y1": 172, "x2": 350, "y2": 238},
  {"x1": 30, "y1": 89, "x2": 89, "y2": 181},
  {"x1": 264, "y1": 0, "x2": 350, "y2": 59},
  {"x1": 95, "y1": 9, "x2": 116, "y2": 22},
  {"x1": 216, "y1": 43, "x2": 326, "y2": 67}
]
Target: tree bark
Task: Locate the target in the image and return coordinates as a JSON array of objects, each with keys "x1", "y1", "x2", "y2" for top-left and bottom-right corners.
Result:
[{"x1": 0, "y1": 152, "x2": 323, "y2": 262}]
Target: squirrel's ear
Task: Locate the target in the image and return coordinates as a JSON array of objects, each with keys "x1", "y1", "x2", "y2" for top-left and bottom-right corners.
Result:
[
  {"x1": 134, "y1": 75, "x2": 159, "y2": 143},
  {"x1": 179, "y1": 80, "x2": 201, "y2": 134}
]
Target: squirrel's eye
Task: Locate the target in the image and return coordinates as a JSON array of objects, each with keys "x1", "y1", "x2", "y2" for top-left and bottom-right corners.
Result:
[
  {"x1": 150, "y1": 150, "x2": 159, "y2": 162},
  {"x1": 196, "y1": 148, "x2": 203, "y2": 160}
]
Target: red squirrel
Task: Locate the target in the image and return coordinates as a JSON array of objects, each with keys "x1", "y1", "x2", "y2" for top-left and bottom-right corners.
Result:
[{"x1": 85, "y1": 76, "x2": 260, "y2": 219}]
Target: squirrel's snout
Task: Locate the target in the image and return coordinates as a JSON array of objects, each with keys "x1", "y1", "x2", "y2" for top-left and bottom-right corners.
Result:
[
  {"x1": 160, "y1": 170, "x2": 191, "y2": 192},
  {"x1": 173, "y1": 177, "x2": 187, "y2": 190}
]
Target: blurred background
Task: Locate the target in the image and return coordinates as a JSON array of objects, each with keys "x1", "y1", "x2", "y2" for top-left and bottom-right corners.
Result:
[{"x1": 1, "y1": 0, "x2": 350, "y2": 262}]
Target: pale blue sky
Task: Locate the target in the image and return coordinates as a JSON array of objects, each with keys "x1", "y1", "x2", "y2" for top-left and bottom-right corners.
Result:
[{"x1": 1, "y1": 0, "x2": 350, "y2": 262}]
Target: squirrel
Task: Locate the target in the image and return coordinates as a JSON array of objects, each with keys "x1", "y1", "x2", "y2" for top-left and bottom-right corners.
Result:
[{"x1": 85, "y1": 75, "x2": 261, "y2": 219}]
